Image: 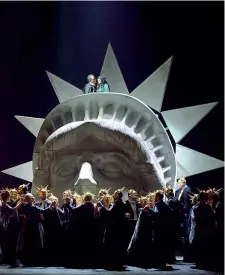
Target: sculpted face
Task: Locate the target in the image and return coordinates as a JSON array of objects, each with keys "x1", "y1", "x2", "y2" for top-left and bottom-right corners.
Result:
[
  {"x1": 32, "y1": 93, "x2": 177, "y2": 201},
  {"x1": 34, "y1": 121, "x2": 163, "y2": 200}
]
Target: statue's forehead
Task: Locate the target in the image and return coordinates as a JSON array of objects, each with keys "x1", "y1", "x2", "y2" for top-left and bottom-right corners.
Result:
[{"x1": 42, "y1": 122, "x2": 150, "y2": 164}]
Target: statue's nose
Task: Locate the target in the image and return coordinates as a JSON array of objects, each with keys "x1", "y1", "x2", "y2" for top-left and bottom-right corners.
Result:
[{"x1": 74, "y1": 162, "x2": 97, "y2": 193}]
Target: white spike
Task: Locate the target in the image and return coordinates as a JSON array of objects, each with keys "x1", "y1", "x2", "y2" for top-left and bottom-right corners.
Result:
[
  {"x1": 100, "y1": 43, "x2": 129, "y2": 94},
  {"x1": 46, "y1": 71, "x2": 83, "y2": 103},
  {"x1": 130, "y1": 56, "x2": 173, "y2": 111},
  {"x1": 176, "y1": 144, "x2": 224, "y2": 178},
  {"x1": 162, "y1": 102, "x2": 218, "y2": 143},
  {"x1": 15, "y1": 116, "x2": 44, "y2": 137},
  {"x1": 1, "y1": 161, "x2": 33, "y2": 182}
]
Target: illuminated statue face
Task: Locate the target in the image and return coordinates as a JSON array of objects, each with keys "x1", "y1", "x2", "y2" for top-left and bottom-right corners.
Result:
[
  {"x1": 32, "y1": 94, "x2": 176, "y2": 201},
  {"x1": 35, "y1": 122, "x2": 161, "y2": 199}
]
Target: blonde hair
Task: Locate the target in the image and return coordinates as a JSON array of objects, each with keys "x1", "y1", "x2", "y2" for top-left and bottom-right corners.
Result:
[
  {"x1": 128, "y1": 189, "x2": 139, "y2": 200},
  {"x1": 62, "y1": 189, "x2": 73, "y2": 199},
  {"x1": 34, "y1": 185, "x2": 50, "y2": 198},
  {"x1": 102, "y1": 194, "x2": 113, "y2": 204}
]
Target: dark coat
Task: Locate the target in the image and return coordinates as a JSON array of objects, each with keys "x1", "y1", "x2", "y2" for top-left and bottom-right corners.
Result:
[
  {"x1": 64, "y1": 202, "x2": 96, "y2": 267},
  {"x1": 17, "y1": 204, "x2": 44, "y2": 266},
  {"x1": 103, "y1": 199, "x2": 128, "y2": 267},
  {"x1": 175, "y1": 186, "x2": 191, "y2": 214},
  {"x1": 42, "y1": 206, "x2": 64, "y2": 266},
  {"x1": 153, "y1": 200, "x2": 174, "y2": 266},
  {"x1": 127, "y1": 208, "x2": 155, "y2": 267},
  {"x1": 189, "y1": 203, "x2": 216, "y2": 268}
]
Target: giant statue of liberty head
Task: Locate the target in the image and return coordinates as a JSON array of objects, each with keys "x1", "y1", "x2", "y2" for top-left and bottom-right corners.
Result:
[{"x1": 2, "y1": 43, "x2": 223, "y2": 199}]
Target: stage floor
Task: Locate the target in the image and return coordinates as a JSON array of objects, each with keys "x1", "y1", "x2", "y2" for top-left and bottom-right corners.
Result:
[{"x1": 0, "y1": 262, "x2": 222, "y2": 275}]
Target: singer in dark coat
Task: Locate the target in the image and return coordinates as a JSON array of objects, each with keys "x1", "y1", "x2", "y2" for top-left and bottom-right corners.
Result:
[
  {"x1": 127, "y1": 207, "x2": 155, "y2": 268},
  {"x1": 165, "y1": 188, "x2": 180, "y2": 263},
  {"x1": 0, "y1": 191, "x2": 21, "y2": 266},
  {"x1": 152, "y1": 191, "x2": 173, "y2": 268},
  {"x1": 189, "y1": 192, "x2": 216, "y2": 270},
  {"x1": 17, "y1": 194, "x2": 44, "y2": 267},
  {"x1": 102, "y1": 190, "x2": 128, "y2": 269},
  {"x1": 42, "y1": 200, "x2": 64, "y2": 266},
  {"x1": 64, "y1": 193, "x2": 96, "y2": 268}
]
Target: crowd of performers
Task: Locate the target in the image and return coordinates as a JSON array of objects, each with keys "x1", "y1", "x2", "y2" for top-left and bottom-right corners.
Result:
[{"x1": 0, "y1": 177, "x2": 223, "y2": 271}]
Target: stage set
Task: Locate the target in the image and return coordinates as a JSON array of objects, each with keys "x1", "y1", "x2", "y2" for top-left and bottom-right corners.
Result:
[
  {"x1": 2, "y1": 43, "x2": 223, "y2": 196},
  {"x1": 0, "y1": 43, "x2": 223, "y2": 274}
]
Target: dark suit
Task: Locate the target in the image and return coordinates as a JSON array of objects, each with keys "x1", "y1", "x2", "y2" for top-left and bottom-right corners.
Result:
[
  {"x1": 128, "y1": 208, "x2": 155, "y2": 267},
  {"x1": 153, "y1": 200, "x2": 174, "y2": 267},
  {"x1": 175, "y1": 186, "x2": 191, "y2": 213},
  {"x1": 190, "y1": 203, "x2": 216, "y2": 269},
  {"x1": 175, "y1": 186, "x2": 191, "y2": 236},
  {"x1": 103, "y1": 199, "x2": 128, "y2": 268},
  {"x1": 65, "y1": 202, "x2": 96, "y2": 267}
]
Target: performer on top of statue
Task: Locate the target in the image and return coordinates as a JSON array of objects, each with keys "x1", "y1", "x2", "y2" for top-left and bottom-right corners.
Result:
[
  {"x1": 34, "y1": 185, "x2": 51, "y2": 210},
  {"x1": 83, "y1": 74, "x2": 97, "y2": 94},
  {"x1": 96, "y1": 76, "x2": 110, "y2": 92}
]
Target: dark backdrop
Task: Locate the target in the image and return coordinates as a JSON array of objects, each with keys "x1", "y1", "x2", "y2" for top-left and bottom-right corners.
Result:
[{"x1": 0, "y1": 1, "x2": 223, "y2": 191}]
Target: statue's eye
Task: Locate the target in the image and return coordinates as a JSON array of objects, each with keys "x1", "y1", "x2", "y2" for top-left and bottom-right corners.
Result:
[
  {"x1": 101, "y1": 163, "x2": 123, "y2": 177},
  {"x1": 59, "y1": 166, "x2": 75, "y2": 177}
]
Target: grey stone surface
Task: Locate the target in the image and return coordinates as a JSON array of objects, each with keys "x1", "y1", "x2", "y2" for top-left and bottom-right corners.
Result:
[{"x1": 0, "y1": 263, "x2": 222, "y2": 275}]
